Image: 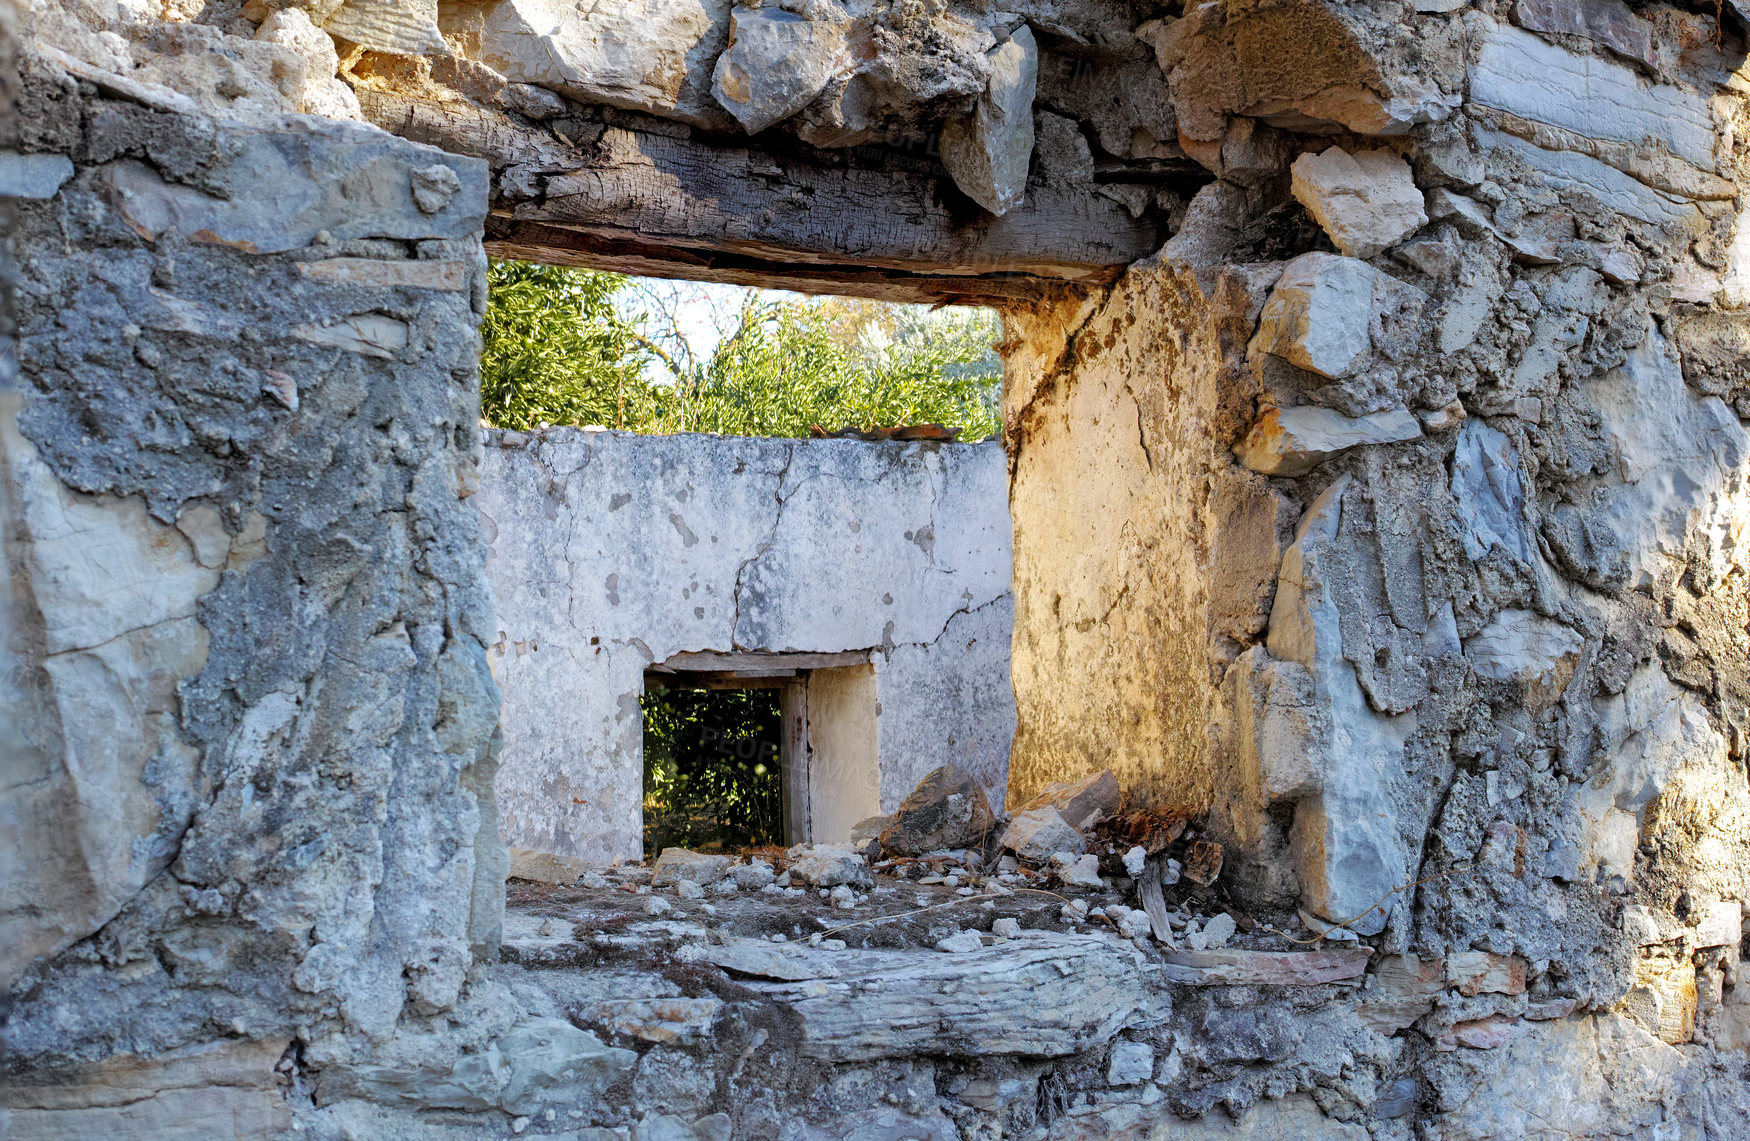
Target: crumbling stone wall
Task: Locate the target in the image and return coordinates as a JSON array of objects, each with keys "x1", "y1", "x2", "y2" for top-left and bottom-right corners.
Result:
[
  {"x1": 478, "y1": 428, "x2": 1015, "y2": 863},
  {"x1": 0, "y1": 50, "x2": 506, "y2": 1117},
  {"x1": 8, "y1": 0, "x2": 1750, "y2": 1135}
]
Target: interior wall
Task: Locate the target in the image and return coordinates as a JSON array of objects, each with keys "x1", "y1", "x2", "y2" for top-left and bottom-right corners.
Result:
[
  {"x1": 477, "y1": 429, "x2": 1014, "y2": 862},
  {"x1": 0, "y1": 112, "x2": 505, "y2": 1072},
  {"x1": 1001, "y1": 209, "x2": 1278, "y2": 812}
]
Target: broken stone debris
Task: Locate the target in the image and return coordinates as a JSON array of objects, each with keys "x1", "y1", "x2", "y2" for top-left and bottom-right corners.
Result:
[
  {"x1": 785, "y1": 844, "x2": 874, "y2": 889},
  {"x1": 877, "y1": 763, "x2": 996, "y2": 855},
  {"x1": 1014, "y1": 769, "x2": 1120, "y2": 831},
  {"x1": 651, "y1": 849, "x2": 732, "y2": 887},
  {"x1": 999, "y1": 806, "x2": 1084, "y2": 862}
]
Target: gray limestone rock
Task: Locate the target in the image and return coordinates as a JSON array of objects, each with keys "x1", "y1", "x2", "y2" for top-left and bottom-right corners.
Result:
[
  {"x1": 1013, "y1": 770, "x2": 1118, "y2": 831},
  {"x1": 940, "y1": 25, "x2": 1036, "y2": 216},
  {"x1": 652, "y1": 849, "x2": 732, "y2": 887},
  {"x1": 878, "y1": 764, "x2": 996, "y2": 855},
  {"x1": 0, "y1": 151, "x2": 73, "y2": 198},
  {"x1": 999, "y1": 806, "x2": 1083, "y2": 862},
  {"x1": 712, "y1": 7, "x2": 850, "y2": 135},
  {"x1": 785, "y1": 844, "x2": 873, "y2": 889},
  {"x1": 1249, "y1": 252, "x2": 1428, "y2": 382},
  {"x1": 467, "y1": 0, "x2": 731, "y2": 123},
  {"x1": 1234, "y1": 405, "x2": 1422, "y2": 477}
]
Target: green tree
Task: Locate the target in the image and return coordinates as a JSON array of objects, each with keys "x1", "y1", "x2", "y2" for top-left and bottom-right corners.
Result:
[
  {"x1": 641, "y1": 686, "x2": 784, "y2": 854},
  {"x1": 479, "y1": 260, "x2": 1003, "y2": 439},
  {"x1": 478, "y1": 260, "x2": 656, "y2": 431}
]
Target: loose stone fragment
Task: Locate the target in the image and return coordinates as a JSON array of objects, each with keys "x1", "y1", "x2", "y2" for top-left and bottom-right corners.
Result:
[
  {"x1": 1201, "y1": 912, "x2": 1236, "y2": 949},
  {"x1": 731, "y1": 860, "x2": 775, "y2": 891},
  {"x1": 992, "y1": 917, "x2": 1021, "y2": 938},
  {"x1": 999, "y1": 807, "x2": 1083, "y2": 862},
  {"x1": 1290, "y1": 147, "x2": 1428, "y2": 259},
  {"x1": 936, "y1": 930, "x2": 985, "y2": 953},
  {"x1": 786, "y1": 844, "x2": 873, "y2": 889},
  {"x1": 1055, "y1": 853, "x2": 1103, "y2": 888},
  {"x1": 1014, "y1": 770, "x2": 1119, "y2": 832},
  {"x1": 879, "y1": 764, "x2": 996, "y2": 855},
  {"x1": 652, "y1": 848, "x2": 732, "y2": 887},
  {"x1": 940, "y1": 26, "x2": 1037, "y2": 216}
]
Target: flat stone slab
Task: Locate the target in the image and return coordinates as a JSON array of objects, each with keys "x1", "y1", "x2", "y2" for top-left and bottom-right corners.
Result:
[
  {"x1": 748, "y1": 932, "x2": 1143, "y2": 1060},
  {"x1": 1160, "y1": 947, "x2": 1373, "y2": 986}
]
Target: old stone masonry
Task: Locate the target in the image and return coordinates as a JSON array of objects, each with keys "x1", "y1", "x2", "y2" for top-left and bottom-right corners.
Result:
[{"x1": 7, "y1": 0, "x2": 1750, "y2": 1136}]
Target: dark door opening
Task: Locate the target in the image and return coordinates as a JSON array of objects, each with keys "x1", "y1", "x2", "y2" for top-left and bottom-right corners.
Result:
[
  {"x1": 640, "y1": 681, "x2": 786, "y2": 857},
  {"x1": 642, "y1": 650, "x2": 876, "y2": 857}
]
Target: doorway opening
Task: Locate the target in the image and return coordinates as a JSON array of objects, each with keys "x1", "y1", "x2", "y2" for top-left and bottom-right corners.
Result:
[
  {"x1": 641, "y1": 651, "x2": 878, "y2": 859},
  {"x1": 639, "y1": 680, "x2": 784, "y2": 856}
]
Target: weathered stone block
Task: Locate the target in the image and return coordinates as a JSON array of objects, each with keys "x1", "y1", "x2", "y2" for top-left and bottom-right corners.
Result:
[
  {"x1": 940, "y1": 26, "x2": 1036, "y2": 216},
  {"x1": 1249, "y1": 252, "x2": 1427, "y2": 381},
  {"x1": 1234, "y1": 405, "x2": 1422, "y2": 477},
  {"x1": 1000, "y1": 806, "x2": 1084, "y2": 862},
  {"x1": 1290, "y1": 146, "x2": 1427, "y2": 259},
  {"x1": 712, "y1": 7, "x2": 849, "y2": 135},
  {"x1": 1471, "y1": 21, "x2": 1714, "y2": 168},
  {"x1": 467, "y1": 0, "x2": 730, "y2": 122},
  {"x1": 652, "y1": 848, "x2": 732, "y2": 887},
  {"x1": 879, "y1": 764, "x2": 997, "y2": 855},
  {"x1": 1013, "y1": 770, "x2": 1119, "y2": 832}
]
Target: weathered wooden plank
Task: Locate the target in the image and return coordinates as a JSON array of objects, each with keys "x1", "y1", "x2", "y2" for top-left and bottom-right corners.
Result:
[
  {"x1": 363, "y1": 91, "x2": 1170, "y2": 296},
  {"x1": 781, "y1": 682, "x2": 811, "y2": 845},
  {"x1": 487, "y1": 221, "x2": 1063, "y2": 304},
  {"x1": 521, "y1": 127, "x2": 1165, "y2": 284},
  {"x1": 658, "y1": 650, "x2": 872, "y2": 672}
]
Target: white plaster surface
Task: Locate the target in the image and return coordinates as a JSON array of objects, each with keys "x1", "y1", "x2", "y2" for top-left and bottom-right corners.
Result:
[{"x1": 479, "y1": 429, "x2": 1015, "y2": 862}]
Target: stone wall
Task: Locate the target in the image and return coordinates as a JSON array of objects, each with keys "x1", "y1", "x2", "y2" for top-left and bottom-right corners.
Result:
[
  {"x1": 477, "y1": 428, "x2": 1015, "y2": 862},
  {"x1": 9, "y1": 0, "x2": 1750, "y2": 1134},
  {"x1": 0, "y1": 70, "x2": 506, "y2": 1104}
]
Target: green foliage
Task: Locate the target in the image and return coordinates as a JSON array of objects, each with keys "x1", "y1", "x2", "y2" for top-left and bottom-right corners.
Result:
[
  {"x1": 641, "y1": 686, "x2": 784, "y2": 854},
  {"x1": 479, "y1": 260, "x2": 1003, "y2": 439},
  {"x1": 478, "y1": 260, "x2": 655, "y2": 431}
]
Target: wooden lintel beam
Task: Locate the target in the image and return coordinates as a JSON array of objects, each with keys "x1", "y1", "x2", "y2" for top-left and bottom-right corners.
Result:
[{"x1": 658, "y1": 650, "x2": 873, "y2": 672}]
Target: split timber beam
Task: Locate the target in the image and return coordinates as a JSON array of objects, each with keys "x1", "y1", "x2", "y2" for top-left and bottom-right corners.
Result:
[{"x1": 362, "y1": 91, "x2": 1176, "y2": 304}]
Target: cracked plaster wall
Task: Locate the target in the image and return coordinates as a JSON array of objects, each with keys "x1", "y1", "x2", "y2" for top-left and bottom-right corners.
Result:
[{"x1": 477, "y1": 428, "x2": 1016, "y2": 862}]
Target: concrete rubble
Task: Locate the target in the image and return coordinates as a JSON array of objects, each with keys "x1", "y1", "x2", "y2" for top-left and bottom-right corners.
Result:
[{"x1": 9, "y1": 0, "x2": 1750, "y2": 1135}]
